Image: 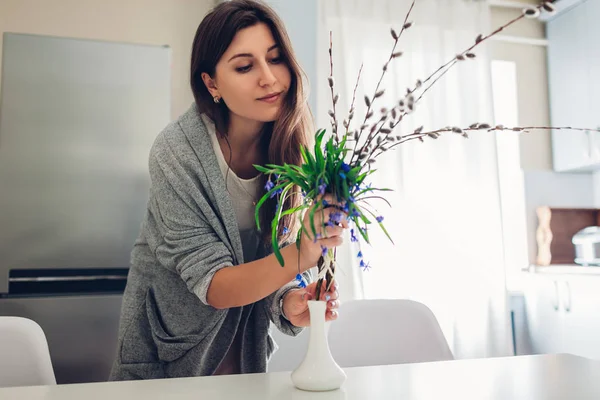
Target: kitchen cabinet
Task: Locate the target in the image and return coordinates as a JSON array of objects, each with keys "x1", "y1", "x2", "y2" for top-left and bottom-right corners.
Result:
[
  {"x1": 523, "y1": 272, "x2": 600, "y2": 360},
  {"x1": 546, "y1": 0, "x2": 600, "y2": 172},
  {"x1": 586, "y1": 0, "x2": 600, "y2": 163}
]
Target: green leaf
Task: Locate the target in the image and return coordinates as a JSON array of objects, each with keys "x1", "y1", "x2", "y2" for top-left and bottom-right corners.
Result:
[
  {"x1": 253, "y1": 164, "x2": 275, "y2": 174},
  {"x1": 308, "y1": 200, "x2": 319, "y2": 241},
  {"x1": 296, "y1": 228, "x2": 302, "y2": 250},
  {"x1": 357, "y1": 224, "x2": 370, "y2": 243},
  {"x1": 378, "y1": 222, "x2": 394, "y2": 244},
  {"x1": 361, "y1": 207, "x2": 394, "y2": 244},
  {"x1": 315, "y1": 130, "x2": 326, "y2": 172},
  {"x1": 352, "y1": 204, "x2": 371, "y2": 225},
  {"x1": 282, "y1": 164, "x2": 309, "y2": 191},
  {"x1": 358, "y1": 195, "x2": 393, "y2": 209},
  {"x1": 301, "y1": 144, "x2": 317, "y2": 170},
  {"x1": 271, "y1": 184, "x2": 294, "y2": 266},
  {"x1": 354, "y1": 187, "x2": 393, "y2": 198},
  {"x1": 254, "y1": 181, "x2": 288, "y2": 231},
  {"x1": 342, "y1": 178, "x2": 349, "y2": 202}
]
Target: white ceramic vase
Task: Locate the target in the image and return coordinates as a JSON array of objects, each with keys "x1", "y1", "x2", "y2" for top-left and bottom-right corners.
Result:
[{"x1": 291, "y1": 300, "x2": 346, "y2": 391}]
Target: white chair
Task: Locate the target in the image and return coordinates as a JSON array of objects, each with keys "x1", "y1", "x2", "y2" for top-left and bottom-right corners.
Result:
[
  {"x1": 0, "y1": 316, "x2": 56, "y2": 387},
  {"x1": 328, "y1": 299, "x2": 454, "y2": 368},
  {"x1": 267, "y1": 324, "x2": 310, "y2": 372}
]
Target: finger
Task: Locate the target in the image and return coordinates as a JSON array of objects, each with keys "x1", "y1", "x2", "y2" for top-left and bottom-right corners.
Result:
[
  {"x1": 303, "y1": 212, "x2": 337, "y2": 239},
  {"x1": 300, "y1": 289, "x2": 313, "y2": 302},
  {"x1": 317, "y1": 236, "x2": 343, "y2": 249},
  {"x1": 327, "y1": 299, "x2": 340, "y2": 310},
  {"x1": 325, "y1": 309, "x2": 339, "y2": 322},
  {"x1": 322, "y1": 207, "x2": 348, "y2": 224},
  {"x1": 326, "y1": 289, "x2": 339, "y2": 302},
  {"x1": 323, "y1": 289, "x2": 339, "y2": 302},
  {"x1": 328, "y1": 279, "x2": 338, "y2": 290},
  {"x1": 323, "y1": 225, "x2": 344, "y2": 238},
  {"x1": 302, "y1": 219, "x2": 328, "y2": 241}
]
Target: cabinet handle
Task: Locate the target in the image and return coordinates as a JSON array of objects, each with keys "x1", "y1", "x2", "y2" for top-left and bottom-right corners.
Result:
[
  {"x1": 562, "y1": 281, "x2": 571, "y2": 312},
  {"x1": 586, "y1": 130, "x2": 595, "y2": 159},
  {"x1": 552, "y1": 280, "x2": 559, "y2": 311}
]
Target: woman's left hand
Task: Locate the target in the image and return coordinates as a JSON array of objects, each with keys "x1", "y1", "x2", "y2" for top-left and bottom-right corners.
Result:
[{"x1": 282, "y1": 280, "x2": 339, "y2": 328}]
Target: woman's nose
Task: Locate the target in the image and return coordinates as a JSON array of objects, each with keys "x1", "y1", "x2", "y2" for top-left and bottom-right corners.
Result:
[{"x1": 258, "y1": 64, "x2": 277, "y2": 87}]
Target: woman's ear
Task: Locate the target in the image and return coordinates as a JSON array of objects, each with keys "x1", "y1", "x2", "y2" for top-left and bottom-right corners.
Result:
[{"x1": 201, "y1": 72, "x2": 220, "y2": 99}]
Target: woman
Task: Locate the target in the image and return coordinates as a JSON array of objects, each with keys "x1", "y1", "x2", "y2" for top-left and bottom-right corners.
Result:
[{"x1": 109, "y1": 0, "x2": 347, "y2": 380}]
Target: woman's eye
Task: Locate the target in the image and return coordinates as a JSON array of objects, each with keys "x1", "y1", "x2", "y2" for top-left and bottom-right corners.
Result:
[
  {"x1": 270, "y1": 57, "x2": 283, "y2": 64},
  {"x1": 236, "y1": 64, "x2": 252, "y2": 73}
]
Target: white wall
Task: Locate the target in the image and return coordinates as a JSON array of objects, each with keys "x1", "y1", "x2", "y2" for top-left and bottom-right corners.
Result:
[
  {"x1": 0, "y1": 0, "x2": 212, "y2": 120},
  {"x1": 490, "y1": 3, "x2": 552, "y2": 171},
  {"x1": 0, "y1": 0, "x2": 320, "y2": 120},
  {"x1": 594, "y1": 171, "x2": 600, "y2": 208}
]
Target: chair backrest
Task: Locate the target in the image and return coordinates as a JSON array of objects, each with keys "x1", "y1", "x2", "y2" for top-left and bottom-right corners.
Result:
[
  {"x1": 0, "y1": 316, "x2": 56, "y2": 387},
  {"x1": 328, "y1": 299, "x2": 454, "y2": 368},
  {"x1": 267, "y1": 324, "x2": 310, "y2": 372}
]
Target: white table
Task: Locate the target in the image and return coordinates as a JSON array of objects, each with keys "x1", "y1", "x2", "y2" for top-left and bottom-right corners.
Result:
[{"x1": 2, "y1": 354, "x2": 599, "y2": 399}]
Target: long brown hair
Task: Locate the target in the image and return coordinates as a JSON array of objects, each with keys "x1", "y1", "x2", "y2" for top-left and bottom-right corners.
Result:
[{"x1": 190, "y1": 0, "x2": 312, "y2": 247}]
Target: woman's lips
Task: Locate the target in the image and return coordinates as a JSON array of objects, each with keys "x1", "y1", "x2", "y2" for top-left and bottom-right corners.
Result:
[{"x1": 258, "y1": 92, "x2": 282, "y2": 103}]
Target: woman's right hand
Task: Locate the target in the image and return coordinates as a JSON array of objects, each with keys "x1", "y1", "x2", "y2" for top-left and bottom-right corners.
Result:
[{"x1": 298, "y1": 195, "x2": 349, "y2": 270}]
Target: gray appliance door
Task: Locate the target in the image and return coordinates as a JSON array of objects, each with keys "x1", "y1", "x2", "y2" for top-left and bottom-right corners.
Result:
[
  {"x1": 0, "y1": 33, "x2": 171, "y2": 291},
  {"x1": 0, "y1": 33, "x2": 171, "y2": 383},
  {"x1": 0, "y1": 295, "x2": 123, "y2": 384}
]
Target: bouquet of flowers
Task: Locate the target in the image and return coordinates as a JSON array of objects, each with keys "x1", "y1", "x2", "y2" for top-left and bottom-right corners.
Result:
[{"x1": 255, "y1": 0, "x2": 597, "y2": 300}]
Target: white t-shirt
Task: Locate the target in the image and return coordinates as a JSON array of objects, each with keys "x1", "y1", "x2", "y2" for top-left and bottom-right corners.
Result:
[{"x1": 201, "y1": 113, "x2": 264, "y2": 376}]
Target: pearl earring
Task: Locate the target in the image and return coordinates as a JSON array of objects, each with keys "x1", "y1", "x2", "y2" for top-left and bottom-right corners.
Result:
[{"x1": 213, "y1": 96, "x2": 221, "y2": 104}]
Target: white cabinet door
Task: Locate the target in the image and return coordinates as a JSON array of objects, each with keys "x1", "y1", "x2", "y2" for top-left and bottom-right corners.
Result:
[
  {"x1": 585, "y1": 0, "x2": 600, "y2": 165},
  {"x1": 524, "y1": 273, "x2": 600, "y2": 360},
  {"x1": 523, "y1": 275, "x2": 564, "y2": 354},
  {"x1": 547, "y1": 3, "x2": 595, "y2": 171},
  {"x1": 559, "y1": 276, "x2": 600, "y2": 360}
]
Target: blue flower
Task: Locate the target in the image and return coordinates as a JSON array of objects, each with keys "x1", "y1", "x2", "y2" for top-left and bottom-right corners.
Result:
[
  {"x1": 376, "y1": 216, "x2": 384, "y2": 223},
  {"x1": 322, "y1": 199, "x2": 329, "y2": 207},
  {"x1": 283, "y1": 227, "x2": 289, "y2": 235},
  {"x1": 318, "y1": 183, "x2": 327, "y2": 195},
  {"x1": 321, "y1": 246, "x2": 328, "y2": 257},
  {"x1": 339, "y1": 172, "x2": 346, "y2": 179},
  {"x1": 270, "y1": 188, "x2": 283, "y2": 199},
  {"x1": 341, "y1": 162, "x2": 351, "y2": 173},
  {"x1": 264, "y1": 180, "x2": 275, "y2": 191},
  {"x1": 360, "y1": 261, "x2": 371, "y2": 272},
  {"x1": 351, "y1": 209, "x2": 360, "y2": 218},
  {"x1": 348, "y1": 196, "x2": 355, "y2": 203},
  {"x1": 350, "y1": 229, "x2": 358, "y2": 242},
  {"x1": 343, "y1": 202, "x2": 350, "y2": 213},
  {"x1": 357, "y1": 251, "x2": 363, "y2": 258},
  {"x1": 330, "y1": 212, "x2": 343, "y2": 224}
]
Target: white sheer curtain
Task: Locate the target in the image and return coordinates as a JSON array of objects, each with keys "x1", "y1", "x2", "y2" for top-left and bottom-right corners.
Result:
[{"x1": 318, "y1": 0, "x2": 513, "y2": 359}]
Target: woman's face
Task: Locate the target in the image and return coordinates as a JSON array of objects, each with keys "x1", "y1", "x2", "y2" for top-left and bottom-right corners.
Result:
[{"x1": 203, "y1": 22, "x2": 292, "y2": 123}]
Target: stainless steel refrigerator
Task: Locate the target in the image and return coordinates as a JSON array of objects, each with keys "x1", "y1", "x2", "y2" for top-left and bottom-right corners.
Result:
[{"x1": 0, "y1": 33, "x2": 171, "y2": 384}]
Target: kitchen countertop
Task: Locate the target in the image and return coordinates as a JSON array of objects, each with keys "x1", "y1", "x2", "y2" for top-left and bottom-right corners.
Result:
[
  {"x1": 1, "y1": 354, "x2": 599, "y2": 400},
  {"x1": 524, "y1": 264, "x2": 600, "y2": 275}
]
